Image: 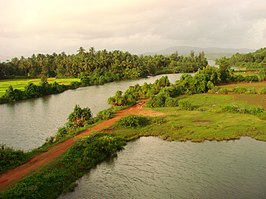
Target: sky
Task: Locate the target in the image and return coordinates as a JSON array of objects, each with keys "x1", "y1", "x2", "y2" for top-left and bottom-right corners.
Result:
[{"x1": 0, "y1": 0, "x2": 266, "y2": 60}]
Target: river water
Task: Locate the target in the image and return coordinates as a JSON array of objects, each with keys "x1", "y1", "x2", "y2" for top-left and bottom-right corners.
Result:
[
  {"x1": 60, "y1": 137, "x2": 266, "y2": 199},
  {"x1": 0, "y1": 74, "x2": 182, "y2": 151}
]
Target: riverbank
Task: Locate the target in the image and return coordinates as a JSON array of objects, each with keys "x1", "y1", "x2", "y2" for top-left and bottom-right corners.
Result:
[
  {"x1": 0, "y1": 100, "x2": 161, "y2": 192},
  {"x1": 1, "y1": 92, "x2": 266, "y2": 197},
  {"x1": 108, "y1": 94, "x2": 266, "y2": 142}
]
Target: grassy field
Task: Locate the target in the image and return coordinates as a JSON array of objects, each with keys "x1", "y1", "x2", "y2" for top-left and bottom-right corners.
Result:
[
  {"x1": 108, "y1": 93, "x2": 266, "y2": 142},
  {"x1": 219, "y1": 81, "x2": 266, "y2": 90},
  {"x1": 0, "y1": 78, "x2": 80, "y2": 96}
]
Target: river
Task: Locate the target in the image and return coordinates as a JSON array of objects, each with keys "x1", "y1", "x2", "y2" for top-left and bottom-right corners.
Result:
[
  {"x1": 0, "y1": 74, "x2": 182, "y2": 151},
  {"x1": 60, "y1": 137, "x2": 266, "y2": 199}
]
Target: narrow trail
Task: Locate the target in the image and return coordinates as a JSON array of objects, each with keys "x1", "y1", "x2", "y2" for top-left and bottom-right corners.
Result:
[{"x1": 0, "y1": 101, "x2": 163, "y2": 191}]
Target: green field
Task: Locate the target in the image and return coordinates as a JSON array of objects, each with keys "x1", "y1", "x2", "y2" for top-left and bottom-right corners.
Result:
[
  {"x1": 108, "y1": 94, "x2": 266, "y2": 142},
  {"x1": 0, "y1": 78, "x2": 80, "y2": 96}
]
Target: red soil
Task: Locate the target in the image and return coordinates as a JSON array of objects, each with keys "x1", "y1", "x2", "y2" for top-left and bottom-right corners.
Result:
[{"x1": 0, "y1": 101, "x2": 163, "y2": 191}]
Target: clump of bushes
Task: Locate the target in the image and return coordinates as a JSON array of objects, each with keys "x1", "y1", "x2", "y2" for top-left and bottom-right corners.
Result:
[
  {"x1": 259, "y1": 88, "x2": 266, "y2": 94},
  {"x1": 165, "y1": 97, "x2": 179, "y2": 107},
  {"x1": 96, "y1": 108, "x2": 115, "y2": 121},
  {"x1": 0, "y1": 145, "x2": 29, "y2": 174},
  {"x1": 178, "y1": 100, "x2": 196, "y2": 110},
  {"x1": 1, "y1": 133, "x2": 126, "y2": 199},
  {"x1": 221, "y1": 104, "x2": 264, "y2": 115},
  {"x1": 116, "y1": 115, "x2": 150, "y2": 128}
]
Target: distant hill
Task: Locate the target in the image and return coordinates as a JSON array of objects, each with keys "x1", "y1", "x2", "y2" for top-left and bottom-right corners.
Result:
[{"x1": 143, "y1": 46, "x2": 255, "y2": 60}]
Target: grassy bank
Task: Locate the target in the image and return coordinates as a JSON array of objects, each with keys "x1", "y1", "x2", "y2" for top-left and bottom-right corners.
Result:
[
  {"x1": 0, "y1": 78, "x2": 79, "y2": 96},
  {"x1": 0, "y1": 133, "x2": 125, "y2": 199},
  {"x1": 108, "y1": 94, "x2": 266, "y2": 142}
]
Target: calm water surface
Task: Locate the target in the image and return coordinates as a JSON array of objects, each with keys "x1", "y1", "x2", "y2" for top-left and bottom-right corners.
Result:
[
  {"x1": 0, "y1": 74, "x2": 182, "y2": 150},
  {"x1": 60, "y1": 137, "x2": 266, "y2": 199}
]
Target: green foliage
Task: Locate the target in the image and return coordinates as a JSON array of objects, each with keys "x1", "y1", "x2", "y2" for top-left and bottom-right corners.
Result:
[
  {"x1": 116, "y1": 115, "x2": 150, "y2": 128},
  {"x1": 96, "y1": 108, "x2": 115, "y2": 121},
  {"x1": 259, "y1": 88, "x2": 266, "y2": 94},
  {"x1": 0, "y1": 80, "x2": 75, "y2": 104},
  {"x1": 146, "y1": 92, "x2": 169, "y2": 107},
  {"x1": 216, "y1": 48, "x2": 266, "y2": 70},
  {"x1": 0, "y1": 134, "x2": 126, "y2": 199},
  {"x1": 233, "y1": 86, "x2": 248, "y2": 94},
  {"x1": 68, "y1": 105, "x2": 92, "y2": 127},
  {"x1": 259, "y1": 68, "x2": 266, "y2": 81},
  {"x1": 165, "y1": 97, "x2": 179, "y2": 107},
  {"x1": 178, "y1": 99, "x2": 196, "y2": 110},
  {"x1": 221, "y1": 104, "x2": 264, "y2": 115},
  {"x1": 0, "y1": 145, "x2": 29, "y2": 174}
]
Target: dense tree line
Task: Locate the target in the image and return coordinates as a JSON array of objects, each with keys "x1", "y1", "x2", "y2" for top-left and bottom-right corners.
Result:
[
  {"x1": 108, "y1": 65, "x2": 232, "y2": 107},
  {"x1": 0, "y1": 47, "x2": 208, "y2": 80},
  {"x1": 0, "y1": 79, "x2": 74, "y2": 104},
  {"x1": 216, "y1": 47, "x2": 266, "y2": 70}
]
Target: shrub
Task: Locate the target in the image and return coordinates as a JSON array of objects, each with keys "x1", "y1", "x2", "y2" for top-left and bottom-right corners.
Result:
[
  {"x1": 221, "y1": 104, "x2": 264, "y2": 115},
  {"x1": 244, "y1": 75, "x2": 259, "y2": 82},
  {"x1": 245, "y1": 88, "x2": 257, "y2": 94},
  {"x1": 96, "y1": 108, "x2": 115, "y2": 121},
  {"x1": 0, "y1": 145, "x2": 29, "y2": 174},
  {"x1": 178, "y1": 100, "x2": 195, "y2": 110},
  {"x1": 68, "y1": 105, "x2": 92, "y2": 127},
  {"x1": 233, "y1": 87, "x2": 247, "y2": 94},
  {"x1": 217, "y1": 87, "x2": 231, "y2": 94},
  {"x1": 1, "y1": 134, "x2": 125, "y2": 199},
  {"x1": 116, "y1": 115, "x2": 150, "y2": 128},
  {"x1": 165, "y1": 97, "x2": 179, "y2": 107},
  {"x1": 208, "y1": 86, "x2": 220, "y2": 93},
  {"x1": 259, "y1": 88, "x2": 266, "y2": 94}
]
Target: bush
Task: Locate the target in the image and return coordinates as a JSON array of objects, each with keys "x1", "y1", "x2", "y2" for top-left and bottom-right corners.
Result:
[
  {"x1": 221, "y1": 104, "x2": 264, "y2": 115},
  {"x1": 233, "y1": 87, "x2": 247, "y2": 94},
  {"x1": 146, "y1": 92, "x2": 169, "y2": 108},
  {"x1": 259, "y1": 88, "x2": 266, "y2": 94},
  {"x1": 178, "y1": 100, "x2": 195, "y2": 110},
  {"x1": 208, "y1": 86, "x2": 220, "y2": 93},
  {"x1": 1, "y1": 134, "x2": 125, "y2": 199},
  {"x1": 217, "y1": 87, "x2": 231, "y2": 94},
  {"x1": 0, "y1": 145, "x2": 29, "y2": 174},
  {"x1": 116, "y1": 115, "x2": 150, "y2": 128},
  {"x1": 245, "y1": 88, "x2": 257, "y2": 94},
  {"x1": 165, "y1": 97, "x2": 179, "y2": 107},
  {"x1": 245, "y1": 75, "x2": 259, "y2": 82},
  {"x1": 68, "y1": 105, "x2": 92, "y2": 127},
  {"x1": 96, "y1": 108, "x2": 115, "y2": 121}
]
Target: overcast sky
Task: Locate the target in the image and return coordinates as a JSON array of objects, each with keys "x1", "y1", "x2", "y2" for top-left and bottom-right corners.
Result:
[{"x1": 0, "y1": 0, "x2": 265, "y2": 60}]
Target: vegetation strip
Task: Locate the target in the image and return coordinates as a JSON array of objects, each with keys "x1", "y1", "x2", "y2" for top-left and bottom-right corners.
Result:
[
  {"x1": 0, "y1": 101, "x2": 159, "y2": 192},
  {"x1": 0, "y1": 49, "x2": 208, "y2": 103},
  {"x1": 1, "y1": 52, "x2": 266, "y2": 198}
]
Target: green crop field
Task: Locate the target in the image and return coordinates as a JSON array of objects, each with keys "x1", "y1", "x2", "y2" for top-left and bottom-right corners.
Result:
[{"x1": 0, "y1": 78, "x2": 80, "y2": 96}]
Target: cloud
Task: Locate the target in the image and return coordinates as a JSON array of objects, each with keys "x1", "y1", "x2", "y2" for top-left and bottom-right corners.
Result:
[{"x1": 0, "y1": 0, "x2": 265, "y2": 60}]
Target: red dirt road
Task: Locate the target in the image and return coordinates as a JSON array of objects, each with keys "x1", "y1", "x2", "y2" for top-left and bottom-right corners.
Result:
[{"x1": 0, "y1": 101, "x2": 163, "y2": 191}]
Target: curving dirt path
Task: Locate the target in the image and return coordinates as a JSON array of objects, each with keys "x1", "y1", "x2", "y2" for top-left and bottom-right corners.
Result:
[{"x1": 0, "y1": 101, "x2": 163, "y2": 191}]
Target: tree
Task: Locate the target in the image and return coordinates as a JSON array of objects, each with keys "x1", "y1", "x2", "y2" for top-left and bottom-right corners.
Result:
[{"x1": 68, "y1": 105, "x2": 92, "y2": 127}]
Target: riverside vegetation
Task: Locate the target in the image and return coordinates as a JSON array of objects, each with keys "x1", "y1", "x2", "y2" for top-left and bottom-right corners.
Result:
[
  {"x1": 1, "y1": 48, "x2": 266, "y2": 198},
  {"x1": 0, "y1": 48, "x2": 208, "y2": 103}
]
